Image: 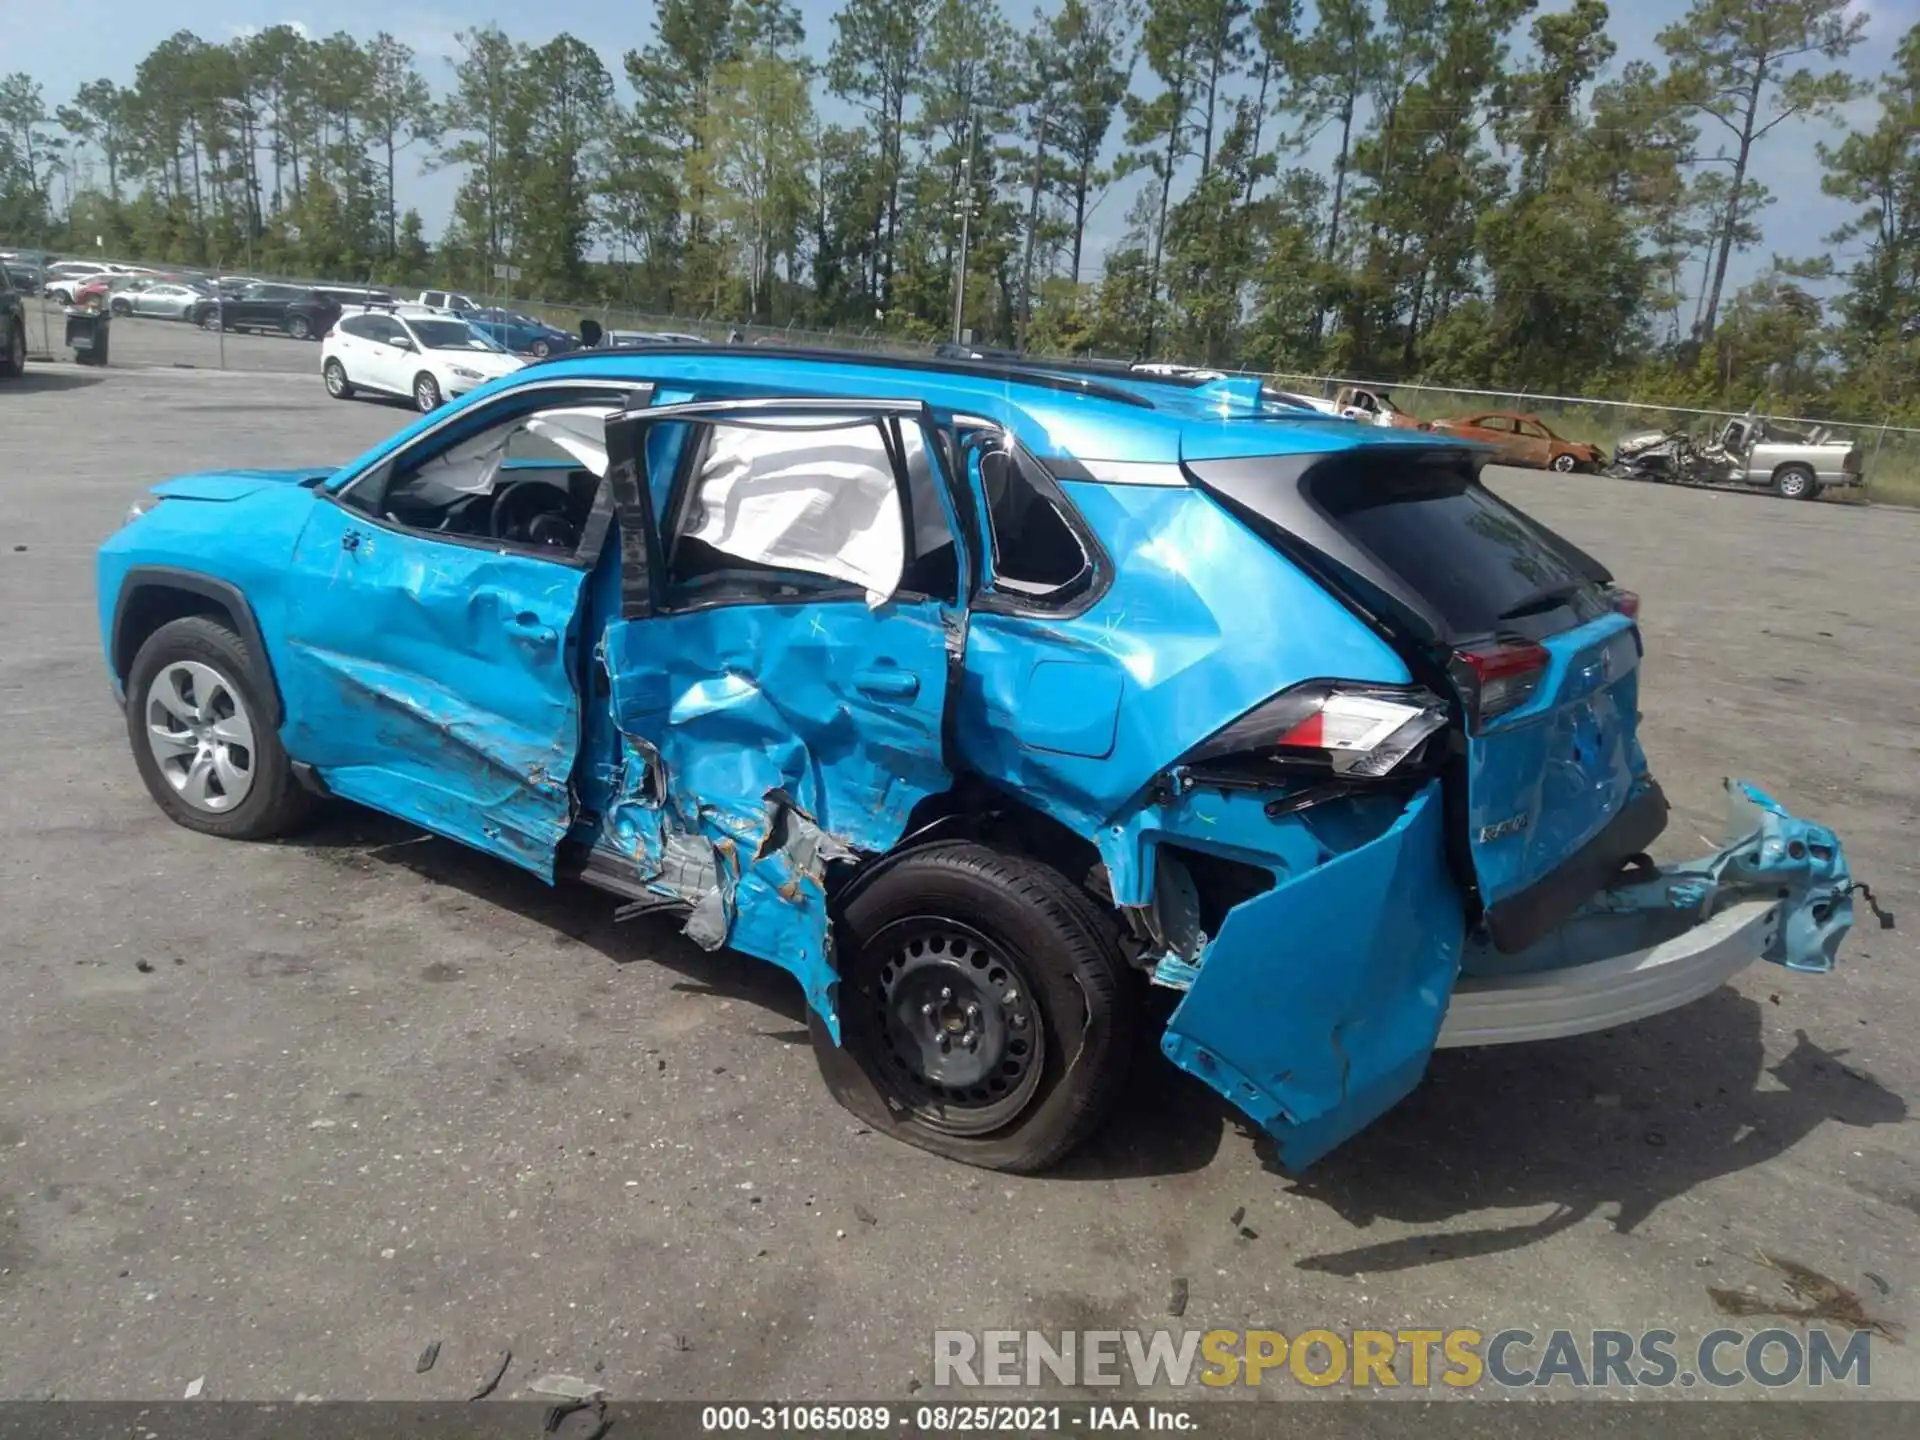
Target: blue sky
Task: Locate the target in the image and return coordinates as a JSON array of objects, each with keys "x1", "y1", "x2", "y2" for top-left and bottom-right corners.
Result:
[{"x1": 7, "y1": 0, "x2": 1914, "y2": 299}]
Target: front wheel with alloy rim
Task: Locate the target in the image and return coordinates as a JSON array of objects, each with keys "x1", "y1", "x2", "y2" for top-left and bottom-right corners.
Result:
[
  {"x1": 124, "y1": 616, "x2": 312, "y2": 840},
  {"x1": 413, "y1": 372, "x2": 442, "y2": 411},
  {"x1": 811, "y1": 841, "x2": 1137, "y2": 1172},
  {"x1": 323, "y1": 358, "x2": 355, "y2": 399},
  {"x1": 1774, "y1": 465, "x2": 1817, "y2": 501},
  {"x1": 1551, "y1": 452, "x2": 1579, "y2": 472}
]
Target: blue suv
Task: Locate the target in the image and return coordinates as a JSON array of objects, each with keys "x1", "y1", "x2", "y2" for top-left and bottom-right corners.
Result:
[{"x1": 97, "y1": 350, "x2": 1862, "y2": 1173}]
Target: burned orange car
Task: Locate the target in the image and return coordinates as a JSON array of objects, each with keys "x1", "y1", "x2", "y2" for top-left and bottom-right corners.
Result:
[{"x1": 1428, "y1": 411, "x2": 1603, "y2": 472}]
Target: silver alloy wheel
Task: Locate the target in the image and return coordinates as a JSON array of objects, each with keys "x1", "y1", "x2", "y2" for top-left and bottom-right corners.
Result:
[
  {"x1": 144, "y1": 660, "x2": 257, "y2": 813},
  {"x1": 1777, "y1": 469, "x2": 1811, "y2": 499},
  {"x1": 415, "y1": 375, "x2": 439, "y2": 411},
  {"x1": 324, "y1": 361, "x2": 346, "y2": 396}
]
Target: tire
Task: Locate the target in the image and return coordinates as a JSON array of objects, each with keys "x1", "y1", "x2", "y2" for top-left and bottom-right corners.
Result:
[
  {"x1": 1774, "y1": 465, "x2": 1817, "y2": 501},
  {"x1": 811, "y1": 841, "x2": 1137, "y2": 1173},
  {"x1": 0, "y1": 320, "x2": 23, "y2": 379},
  {"x1": 201, "y1": 311, "x2": 223, "y2": 331},
  {"x1": 1551, "y1": 452, "x2": 1578, "y2": 472},
  {"x1": 124, "y1": 616, "x2": 312, "y2": 841},
  {"x1": 323, "y1": 358, "x2": 355, "y2": 400},
  {"x1": 110, "y1": 298, "x2": 132, "y2": 316},
  {"x1": 530, "y1": 339, "x2": 551, "y2": 358},
  {"x1": 286, "y1": 314, "x2": 312, "y2": 341},
  {"x1": 413, "y1": 371, "x2": 442, "y2": 412}
]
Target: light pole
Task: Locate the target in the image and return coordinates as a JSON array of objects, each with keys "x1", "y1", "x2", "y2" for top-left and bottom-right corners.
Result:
[{"x1": 951, "y1": 108, "x2": 977, "y2": 346}]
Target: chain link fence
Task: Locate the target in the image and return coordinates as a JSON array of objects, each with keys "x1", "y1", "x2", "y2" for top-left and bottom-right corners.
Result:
[
  {"x1": 1235, "y1": 370, "x2": 1920, "y2": 507},
  {"x1": 11, "y1": 240, "x2": 1916, "y2": 504}
]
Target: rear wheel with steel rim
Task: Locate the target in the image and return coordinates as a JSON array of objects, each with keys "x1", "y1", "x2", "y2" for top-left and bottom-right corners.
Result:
[
  {"x1": 414, "y1": 372, "x2": 442, "y2": 412},
  {"x1": 124, "y1": 616, "x2": 311, "y2": 840},
  {"x1": 1774, "y1": 465, "x2": 1816, "y2": 501},
  {"x1": 814, "y1": 841, "x2": 1136, "y2": 1172},
  {"x1": 868, "y1": 918, "x2": 1048, "y2": 1133}
]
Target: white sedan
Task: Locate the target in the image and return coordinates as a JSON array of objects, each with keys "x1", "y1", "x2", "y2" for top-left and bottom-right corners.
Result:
[
  {"x1": 321, "y1": 309, "x2": 526, "y2": 412},
  {"x1": 108, "y1": 281, "x2": 206, "y2": 319}
]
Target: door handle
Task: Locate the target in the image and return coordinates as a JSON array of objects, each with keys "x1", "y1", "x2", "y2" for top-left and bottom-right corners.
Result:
[
  {"x1": 507, "y1": 611, "x2": 557, "y2": 645},
  {"x1": 854, "y1": 668, "x2": 919, "y2": 700}
]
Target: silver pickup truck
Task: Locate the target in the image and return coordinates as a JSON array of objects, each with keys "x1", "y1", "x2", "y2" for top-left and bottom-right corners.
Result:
[
  {"x1": 1702, "y1": 415, "x2": 1865, "y2": 499},
  {"x1": 1610, "y1": 414, "x2": 1866, "y2": 499}
]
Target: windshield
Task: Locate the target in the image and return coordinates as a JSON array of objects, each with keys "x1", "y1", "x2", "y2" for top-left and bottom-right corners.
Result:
[{"x1": 410, "y1": 319, "x2": 503, "y2": 352}]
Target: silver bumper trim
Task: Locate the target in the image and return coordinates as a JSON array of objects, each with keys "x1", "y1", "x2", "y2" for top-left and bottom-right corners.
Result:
[{"x1": 1435, "y1": 899, "x2": 1778, "y2": 1048}]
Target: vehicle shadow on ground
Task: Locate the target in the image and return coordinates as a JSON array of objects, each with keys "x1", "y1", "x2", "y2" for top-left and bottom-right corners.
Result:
[
  {"x1": 10, "y1": 368, "x2": 108, "y2": 393},
  {"x1": 292, "y1": 803, "x2": 812, "y2": 1026},
  {"x1": 1275, "y1": 993, "x2": 1907, "y2": 1274},
  {"x1": 289, "y1": 804, "x2": 1905, "y2": 1201}
]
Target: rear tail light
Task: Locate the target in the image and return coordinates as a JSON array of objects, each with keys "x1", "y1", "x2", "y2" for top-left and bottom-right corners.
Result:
[
  {"x1": 1184, "y1": 682, "x2": 1450, "y2": 779},
  {"x1": 1606, "y1": 586, "x2": 1639, "y2": 618},
  {"x1": 1449, "y1": 641, "x2": 1549, "y2": 729}
]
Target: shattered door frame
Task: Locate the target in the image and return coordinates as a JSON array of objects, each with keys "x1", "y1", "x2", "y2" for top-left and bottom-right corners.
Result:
[{"x1": 595, "y1": 397, "x2": 974, "y2": 1037}]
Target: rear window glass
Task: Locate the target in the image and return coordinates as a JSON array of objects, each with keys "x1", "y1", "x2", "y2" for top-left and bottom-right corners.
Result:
[{"x1": 1310, "y1": 464, "x2": 1605, "y2": 636}]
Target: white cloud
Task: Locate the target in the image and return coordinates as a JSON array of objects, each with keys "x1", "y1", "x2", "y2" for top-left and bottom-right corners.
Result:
[{"x1": 225, "y1": 20, "x2": 311, "y2": 41}]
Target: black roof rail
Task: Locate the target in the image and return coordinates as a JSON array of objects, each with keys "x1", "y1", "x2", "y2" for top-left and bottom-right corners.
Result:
[{"x1": 531, "y1": 342, "x2": 1158, "y2": 409}]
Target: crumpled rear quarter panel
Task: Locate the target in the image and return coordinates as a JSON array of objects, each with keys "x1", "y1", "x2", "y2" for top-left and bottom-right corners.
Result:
[{"x1": 955, "y1": 482, "x2": 1412, "y2": 842}]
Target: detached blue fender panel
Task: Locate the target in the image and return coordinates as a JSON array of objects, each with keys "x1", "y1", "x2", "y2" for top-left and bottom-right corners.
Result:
[
  {"x1": 110, "y1": 565, "x2": 283, "y2": 724},
  {"x1": 1158, "y1": 782, "x2": 1465, "y2": 1171}
]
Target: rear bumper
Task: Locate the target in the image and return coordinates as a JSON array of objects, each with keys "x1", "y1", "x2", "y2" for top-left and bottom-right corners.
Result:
[
  {"x1": 1438, "y1": 899, "x2": 1774, "y2": 1047},
  {"x1": 1445, "y1": 779, "x2": 1856, "y2": 1049}
]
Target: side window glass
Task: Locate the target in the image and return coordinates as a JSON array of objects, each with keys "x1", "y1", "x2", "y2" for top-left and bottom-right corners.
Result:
[
  {"x1": 664, "y1": 417, "x2": 920, "y2": 607},
  {"x1": 340, "y1": 400, "x2": 621, "y2": 562},
  {"x1": 960, "y1": 427, "x2": 1091, "y2": 602}
]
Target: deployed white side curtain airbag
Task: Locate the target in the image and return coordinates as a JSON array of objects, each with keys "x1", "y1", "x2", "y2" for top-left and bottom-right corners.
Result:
[{"x1": 681, "y1": 420, "x2": 909, "y2": 606}]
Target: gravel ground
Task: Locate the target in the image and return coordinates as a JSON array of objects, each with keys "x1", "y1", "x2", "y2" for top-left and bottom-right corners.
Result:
[{"x1": 1, "y1": 350, "x2": 1915, "y2": 1406}]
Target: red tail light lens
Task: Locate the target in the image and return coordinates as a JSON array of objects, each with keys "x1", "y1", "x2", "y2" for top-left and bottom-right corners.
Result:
[
  {"x1": 1184, "y1": 683, "x2": 1450, "y2": 780},
  {"x1": 1607, "y1": 586, "x2": 1640, "y2": 618},
  {"x1": 1449, "y1": 641, "x2": 1549, "y2": 730}
]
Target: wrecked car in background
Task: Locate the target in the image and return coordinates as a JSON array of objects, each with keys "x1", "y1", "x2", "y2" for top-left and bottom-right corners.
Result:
[
  {"x1": 1608, "y1": 412, "x2": 1866, "y2": 500},
  {"x1": 1428, "y1": 411, "x2": 1604, "y2": 472},
  {"x1": 1333, "y1": 384, "x2": 1428, "y2": 429},
  {"x1": 96, "y1": 349, "x2": 1865, "y2": 1174}
]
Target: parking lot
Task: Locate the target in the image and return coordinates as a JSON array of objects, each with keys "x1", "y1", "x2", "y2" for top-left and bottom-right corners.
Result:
[
  {"x1": 18, "y1": 295, "x2": 325, "y2": 377},
  {"x1": 2, "y1": 340, "x2": 1918, "y2": 1405}
]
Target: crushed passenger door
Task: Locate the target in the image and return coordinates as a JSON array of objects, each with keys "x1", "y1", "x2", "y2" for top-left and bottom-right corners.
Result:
[{"x1": 596, "y1": 398, "x2": 967, "y2": 1033}]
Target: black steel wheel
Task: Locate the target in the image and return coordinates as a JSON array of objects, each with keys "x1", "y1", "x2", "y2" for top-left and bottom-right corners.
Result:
[
  {"x1": 813, "y1": 841, "x2": 1136, "y2": 1173},
  {"x1": 865, "y1": 917, "x2": 1047, "y2": 1135}
]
